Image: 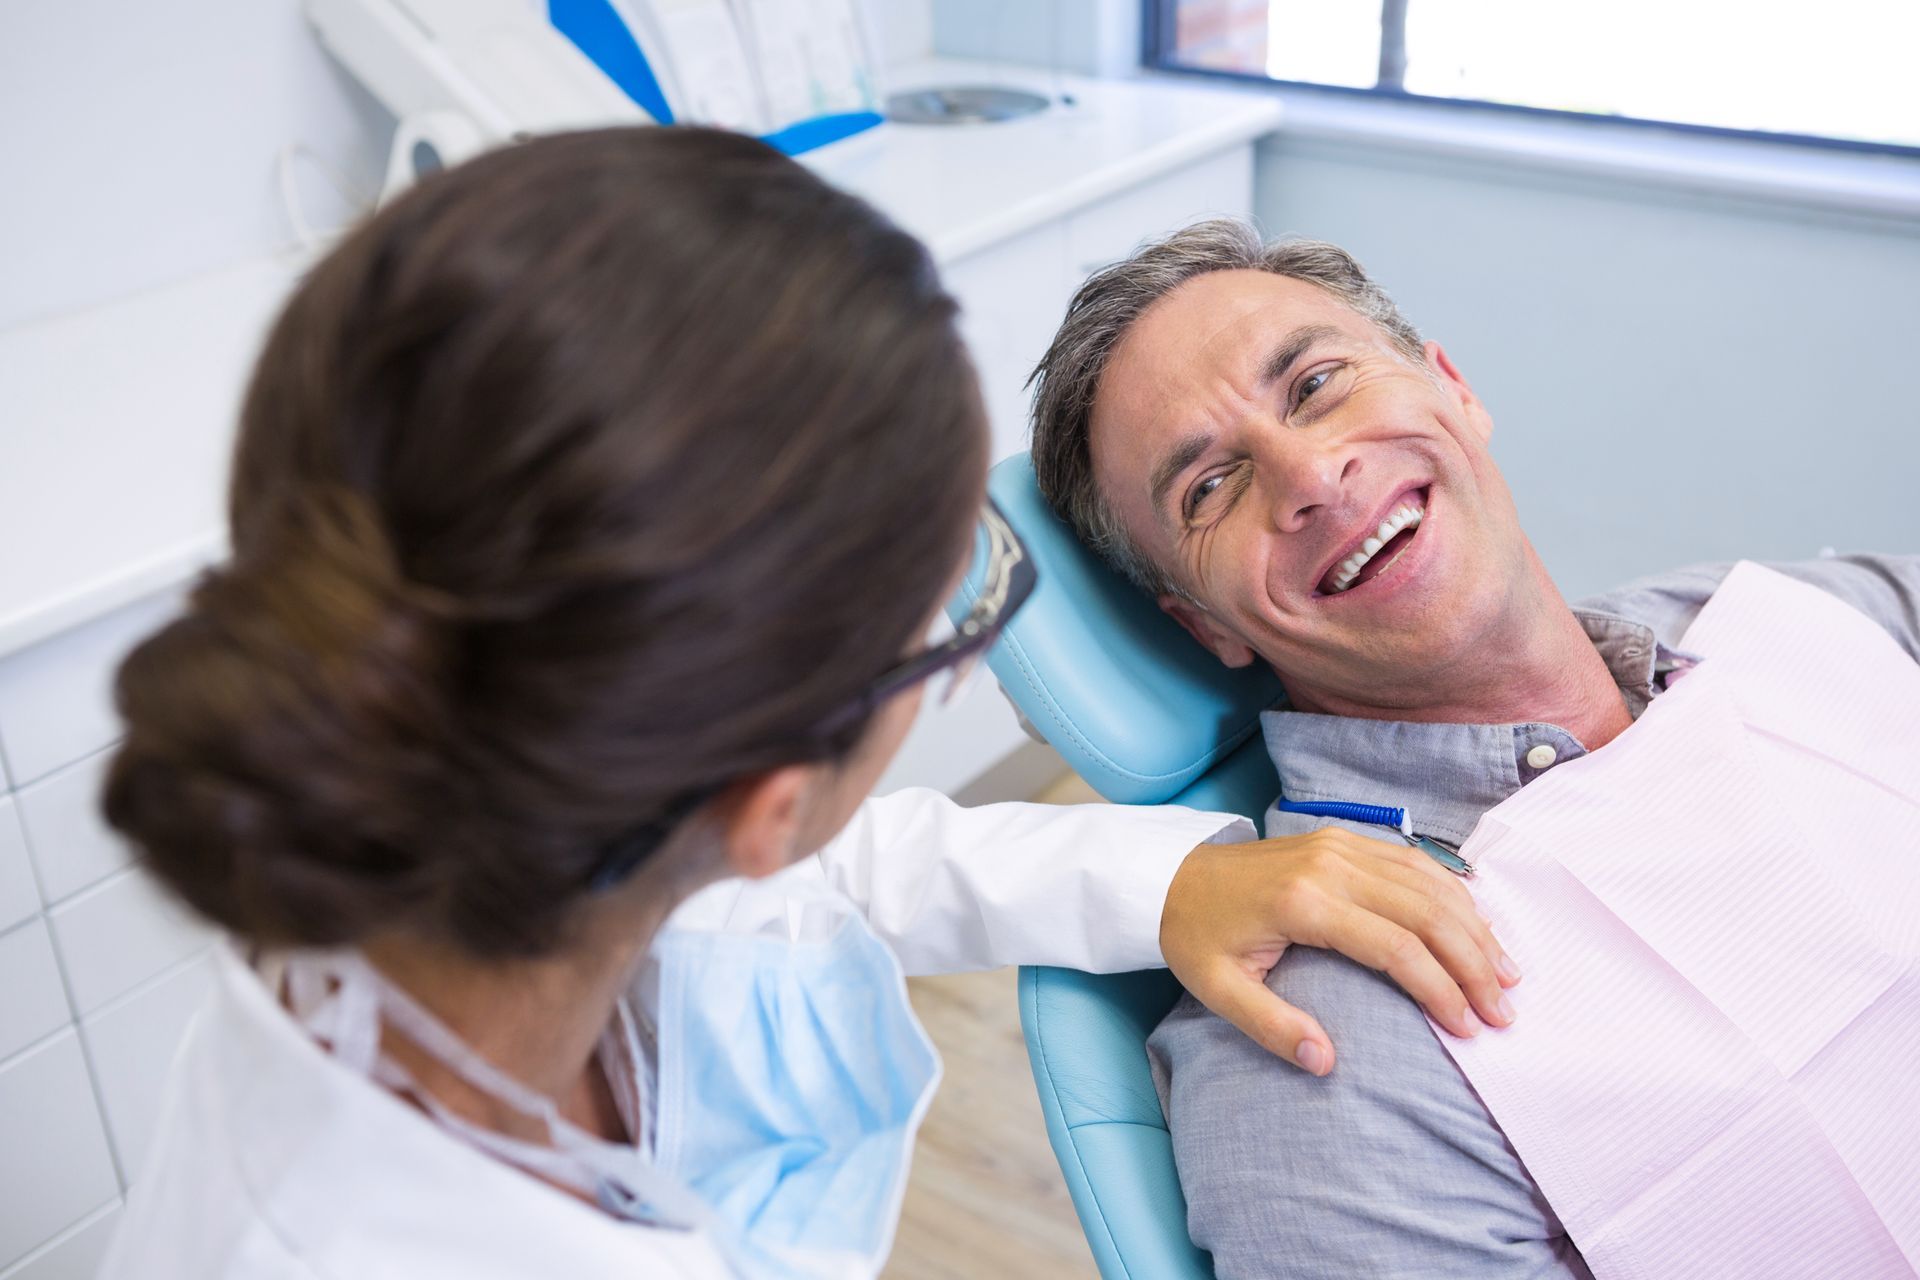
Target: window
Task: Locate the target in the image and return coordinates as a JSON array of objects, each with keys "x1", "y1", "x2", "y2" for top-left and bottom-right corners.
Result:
[{"x1": 1148, "y1": 0, "x2": 1920, "y2": 155}]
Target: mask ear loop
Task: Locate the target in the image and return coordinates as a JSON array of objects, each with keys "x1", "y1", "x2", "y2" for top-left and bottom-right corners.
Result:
[
  {"x1": 284, "y1": 952, "x2": 715, "y2": 1231},
  {"x1": 284, "y1": 950, "x2": 383, "y2": 1073},
  {"x1": 603, "y1": 996, "x2": 654, "y2": 1160},
  {"x1": 343, "y1": 953, "x2": 582, "y2": 1127}
]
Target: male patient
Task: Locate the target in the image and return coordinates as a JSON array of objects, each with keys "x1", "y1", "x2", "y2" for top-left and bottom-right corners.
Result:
[{"x1": 1027, "y1": 220, "x2": 1920, "y2": 1279}]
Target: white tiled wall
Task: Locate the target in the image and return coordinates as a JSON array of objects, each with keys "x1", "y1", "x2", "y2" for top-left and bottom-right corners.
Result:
[
  {"x1": 0, "y1": 591, "x2": 182, "y2": 793},
  {"x1": 0, "y1": 591, "x2": 215, "y2": 1276},
  {"x1": 16, "y1": 754, "x2": 135, "y2": 905},
  {"x1": 0, "y1": 923, "x2": 70, "y2": 1063},
  {"x1": 81, "y1": 956, "x2": 216, "y2": 1181},
  {"x1": 0, "y1": 801, "x2": 39, "y2": 933},
  {"x1": 0, "y1": 1034, "x2": 120, "y2": 1268},
  {"x1": 2, "y1": 1207, "x2": 121, "y2": 1280},
  {"x1": 0, "y1": 16, "x2": 380, "y2": 1260},
  {"x1": 49, "y1": 870, "x2": 214, "y2": 1019}
]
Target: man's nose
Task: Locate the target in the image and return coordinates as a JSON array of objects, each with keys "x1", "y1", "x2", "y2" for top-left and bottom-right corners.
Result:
[{"x1": 1266, "y1": 444, "x2": 1360, "y2": 533}]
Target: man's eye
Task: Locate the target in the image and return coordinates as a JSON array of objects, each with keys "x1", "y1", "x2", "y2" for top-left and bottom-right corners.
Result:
[
  {"x1": 1297, "y1": 370, "x2": 1332, "y2": 404},
  {"x1": 1185, "y1": 471, "x2": 1228, "y2": 520}
]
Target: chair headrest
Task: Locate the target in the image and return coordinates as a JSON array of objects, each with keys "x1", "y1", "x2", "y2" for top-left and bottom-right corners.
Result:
[{"x1": 953, "y1": 454, "x2": 1283, "y2": 806}]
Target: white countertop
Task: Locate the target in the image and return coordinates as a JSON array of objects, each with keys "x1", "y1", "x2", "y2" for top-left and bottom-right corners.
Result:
[
  {"x1": 809, "y1": 60, "x2": 1283, "y2": 262},
  {"x1": 0, "y1": 60, "x2": 1280, "y2": 661},
  {"x1": 0, "y1": 251, "x2": 297, "y2": 657}
]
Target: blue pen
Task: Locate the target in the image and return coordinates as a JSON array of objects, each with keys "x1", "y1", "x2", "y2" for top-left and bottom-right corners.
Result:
[{"x1": 1273, "y1": 798, "x2": 1476, "y2": 876}]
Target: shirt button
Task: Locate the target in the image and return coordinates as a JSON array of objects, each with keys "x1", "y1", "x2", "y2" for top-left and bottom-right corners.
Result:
[{"x1": 1526, "y1": 744, "x2": 1559, "y2": 770}]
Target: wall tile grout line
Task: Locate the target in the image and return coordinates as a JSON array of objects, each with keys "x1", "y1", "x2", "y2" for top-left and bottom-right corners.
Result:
[
  {"x1": 37, "y1": 875, "x2": 132, "y2": 1190},
  {"x1": 0, "y1": 1197, "x2": 122, "y2": 1280},
  {"x1": 16, "y1": 742, "x2": 130, "y2": 911},
  {"x1": 0, "y1": 1015, "x2": 77, "y2": 1077}
]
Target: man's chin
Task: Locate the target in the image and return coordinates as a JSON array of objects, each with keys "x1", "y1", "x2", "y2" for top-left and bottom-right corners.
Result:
[{"x1": 1265, "y1": 608, "x2": 1504, "y2": 714}]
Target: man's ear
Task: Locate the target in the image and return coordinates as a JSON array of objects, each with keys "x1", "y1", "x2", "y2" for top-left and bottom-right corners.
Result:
[
  {"x1": 1159, "y1": 593, "x2": 1257, "y2": 669},
  {"x1": 715, "y1": 766, "x2": 811, "y2": 880},
  {"x1": 1426, "y1": 341, "x2": 1494, "y2": 445}
]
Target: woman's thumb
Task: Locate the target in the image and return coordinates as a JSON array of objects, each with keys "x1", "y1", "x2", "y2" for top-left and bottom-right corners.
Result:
[{"x1": 1189, "y1": 964, "x2": 1336, "y2": 1076}]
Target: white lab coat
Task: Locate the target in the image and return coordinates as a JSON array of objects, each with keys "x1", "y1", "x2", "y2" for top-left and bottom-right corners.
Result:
[{"x1": 100, "y1": 788, "x2": 1244, "y2": 1279}]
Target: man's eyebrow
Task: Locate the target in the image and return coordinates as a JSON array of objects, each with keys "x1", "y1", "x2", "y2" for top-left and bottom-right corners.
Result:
[
  {"x1": 1260, "y1": 324, "x2": 1342, "y2": 390},
  {"x1": 1149, "y1": 430, "x2": 1215, "y2": 519}
]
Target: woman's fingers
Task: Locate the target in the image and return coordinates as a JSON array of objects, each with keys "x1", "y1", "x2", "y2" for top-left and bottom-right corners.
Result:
[
  {"x1": 1309, "y1": 895, "x2": 1491, "y2": 1040},
  {"x1": 1158, "y1": 827, "x2": 1523, "y2": 1068},
  {"x1": 1313, "y1": 832, "x2": 1520, "y2": 990},
  {"x1": 1342, "y1": 873, "x2": 1514, "y2": 1031},
  {"x1": 1348, "y1": 834, "x2": 1480, "y2": 915},
  {"x1": 1355, "y1": 851, "x2": 1523, "y2": 993},
  {"x1": 1182, "y1": 957, "x2": 1336, "y2": 1076}
]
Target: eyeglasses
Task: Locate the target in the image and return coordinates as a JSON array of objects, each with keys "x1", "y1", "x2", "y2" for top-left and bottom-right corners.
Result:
[
  {"x1": 810, "y1": 497, "x2": 1036, "y2": 739},
  {"x1": 589, "y1": 499, "x2": 1036, "y2": 891}
]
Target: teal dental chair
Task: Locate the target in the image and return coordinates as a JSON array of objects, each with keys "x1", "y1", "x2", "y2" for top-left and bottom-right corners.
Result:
[{"x1": 951, "y1": 454, "x2": 1286, "y2": 1280}]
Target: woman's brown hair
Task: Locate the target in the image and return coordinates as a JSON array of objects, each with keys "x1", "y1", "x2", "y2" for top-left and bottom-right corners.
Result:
[{"x1": 103, "y1": 127, "x2": 986, "y2": 956}]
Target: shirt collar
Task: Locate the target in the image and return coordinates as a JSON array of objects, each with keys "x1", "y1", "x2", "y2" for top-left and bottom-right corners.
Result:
[
  {"x1": 1570, "y1": 606, "x2": 1695, "y2": 717},
  {"x1": 1260, "y1": 607, "x2": 1698, "y2": 846}
]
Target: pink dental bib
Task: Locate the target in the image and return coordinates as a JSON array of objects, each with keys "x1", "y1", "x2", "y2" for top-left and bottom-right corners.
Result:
[{"x1": 1443, "y1": 562, "x2": 1920, "y2": 1279}]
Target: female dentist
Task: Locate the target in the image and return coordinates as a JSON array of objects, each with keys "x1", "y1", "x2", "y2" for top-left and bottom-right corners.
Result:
[{"x1": 98, "y1": 128, "x2": 1514, "y2": 1278}]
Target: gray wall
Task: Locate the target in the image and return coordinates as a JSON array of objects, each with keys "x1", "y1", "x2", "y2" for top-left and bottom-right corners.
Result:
[
  {"x1": 931, "y1": 0, "x2": 1140, "y2": 78},
  {"x1": 1254, "y1": 135, "x2": 1920, "y2": 602}
]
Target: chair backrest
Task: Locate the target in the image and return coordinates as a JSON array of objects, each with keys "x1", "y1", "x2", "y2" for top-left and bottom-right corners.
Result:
[
  {"x1": 953, "y1": 454, "x2": 1284, "y2": 1280},
  {"x1": 955, "y1": 455, "x2": 1283, "y2": 807}
]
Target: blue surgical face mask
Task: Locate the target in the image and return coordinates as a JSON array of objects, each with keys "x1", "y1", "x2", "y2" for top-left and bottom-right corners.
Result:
[
  {"x1": 282, "y1": 873, "x2": 940, "y2": 1280},
  {"x1": 649, "y1": 880, "x2": 942, "y2": 1279}
]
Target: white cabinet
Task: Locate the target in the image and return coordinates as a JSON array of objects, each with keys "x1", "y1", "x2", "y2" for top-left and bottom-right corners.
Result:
[
  {"x1": 1064, "y1": 147, "x2": 1254, "y2": 277},
  {"x1": 946, "y1": 218, "x2": 1078, "y2": 464},
  {"x1": 0, "y1": 1033, "x2": 120, "y2": 1270}
]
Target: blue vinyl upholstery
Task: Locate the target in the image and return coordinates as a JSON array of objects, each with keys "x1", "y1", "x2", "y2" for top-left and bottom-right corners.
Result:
[
  {"x1": 952, "y1": 455, "x2": 1284, "y2": 1279},
  {"x1": 956, "y1": 463, "x2": 1281, "y2": 806}
]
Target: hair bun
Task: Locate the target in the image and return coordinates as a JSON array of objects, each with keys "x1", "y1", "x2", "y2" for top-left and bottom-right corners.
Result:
[{"x1": 105, "y1": 492, "x2": 463, "y2": 947}]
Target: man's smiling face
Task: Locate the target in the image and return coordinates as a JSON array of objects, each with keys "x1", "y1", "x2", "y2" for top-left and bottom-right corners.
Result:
[{"x1": 1089, "y1": 268, "x2": 1532, "y2": 710}]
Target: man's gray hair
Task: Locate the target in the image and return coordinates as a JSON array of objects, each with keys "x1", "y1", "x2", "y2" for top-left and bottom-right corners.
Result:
[{"x1": 1028, "y1": 218, "x2": 1423, "y2": 596}]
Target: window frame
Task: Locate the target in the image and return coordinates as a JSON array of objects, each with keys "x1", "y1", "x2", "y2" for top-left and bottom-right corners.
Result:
[{"x1": 1142, "y1": 0, "x2": 1920, "y2": 161}]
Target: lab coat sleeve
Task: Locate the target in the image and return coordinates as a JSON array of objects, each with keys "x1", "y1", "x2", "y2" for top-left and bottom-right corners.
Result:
[{"x1": 805, "y1": 787, "x2": 1253, "y2": 977}]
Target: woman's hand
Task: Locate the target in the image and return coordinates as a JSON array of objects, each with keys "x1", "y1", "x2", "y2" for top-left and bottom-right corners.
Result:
[{"x1": 1159, "y1": 827, "x2": 1522, "y2": 1076}]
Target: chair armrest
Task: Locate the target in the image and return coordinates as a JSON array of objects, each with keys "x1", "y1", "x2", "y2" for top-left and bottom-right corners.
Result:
[{"x1": 1020, "y1": 966, "x2": 1213, "y2": 1280}]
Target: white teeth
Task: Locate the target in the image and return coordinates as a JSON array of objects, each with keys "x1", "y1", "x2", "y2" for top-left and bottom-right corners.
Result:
[{"x1": 1328, "y1": 501, "x2": 1425, "y2": 592}]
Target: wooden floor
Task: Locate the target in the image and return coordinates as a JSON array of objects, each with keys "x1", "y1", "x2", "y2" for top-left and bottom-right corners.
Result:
[{"x1": 883, "y1": 773, "x2": 1105, "y2": 1280}]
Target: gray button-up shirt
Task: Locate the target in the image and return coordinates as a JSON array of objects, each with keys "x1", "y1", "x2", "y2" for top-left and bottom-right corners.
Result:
[{"x1": 1148, "y1": 554, "x2": 1920, "y2": 1280}]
